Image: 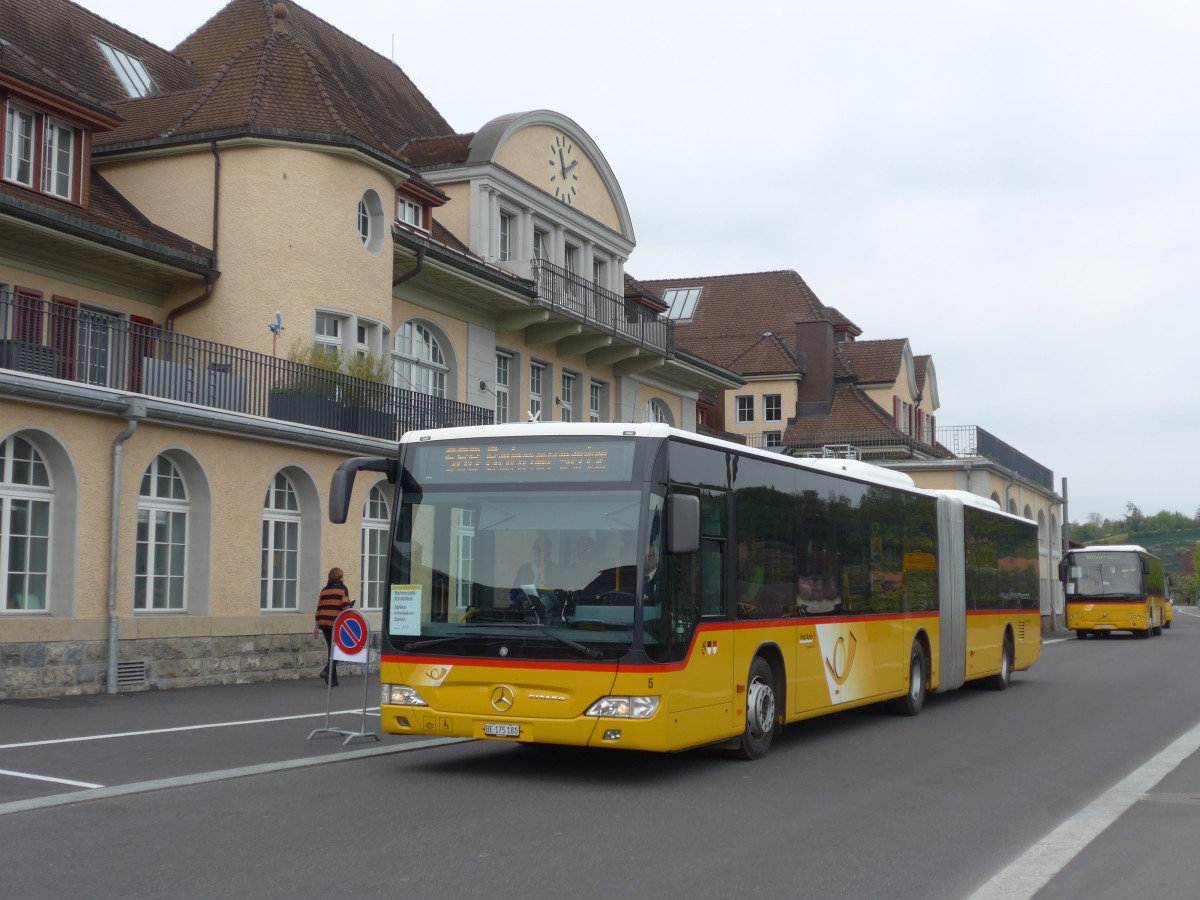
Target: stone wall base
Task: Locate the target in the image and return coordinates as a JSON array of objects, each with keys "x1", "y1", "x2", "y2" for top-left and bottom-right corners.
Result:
[{"x1": 0, "y1": 633, "x2": 381, "y2": 700}]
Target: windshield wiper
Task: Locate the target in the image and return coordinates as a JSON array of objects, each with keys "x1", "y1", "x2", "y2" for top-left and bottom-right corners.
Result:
[
  {"x1": 540, "y1": 629, "x2": 603, "y2": 659},
  {"x1": 400, "y1": 636, "x2": 462, "y2": 652}
]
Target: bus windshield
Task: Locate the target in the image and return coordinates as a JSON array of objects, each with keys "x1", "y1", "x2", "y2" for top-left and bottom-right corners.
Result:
[
  {"x1": 1065, "y1": 552, "x2": 1142, "y2": 599},
  {"x1": 387, "y1": 486, "x2": 652, "y2": 661}
]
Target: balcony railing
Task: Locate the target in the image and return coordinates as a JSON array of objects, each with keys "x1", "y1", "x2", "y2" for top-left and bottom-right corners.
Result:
[
  {"x1": 742, "y1": 428, "x2": 942, "y2": 460},
  {"x1": 532, "y1": 259, "x2": 673, "y2": 356},
  {"x1": 0, "y1": 290, "x2": 493, "y2": 439}
]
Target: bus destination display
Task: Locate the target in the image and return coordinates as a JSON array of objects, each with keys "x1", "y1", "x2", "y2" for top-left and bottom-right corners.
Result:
[{"x1": 411, "y1": 440, "x2": 637, "y2": 483}]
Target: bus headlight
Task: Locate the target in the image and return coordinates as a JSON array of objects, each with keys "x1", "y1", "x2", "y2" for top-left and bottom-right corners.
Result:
[
  {"x1": 585, "y1": 696, "x2": 660, "y2": 719},
  {"x1": 382, "y1": 684, "x2": 428, "y2": 707}
]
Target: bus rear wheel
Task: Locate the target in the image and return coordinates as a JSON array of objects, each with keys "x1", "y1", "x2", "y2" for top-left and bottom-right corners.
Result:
[
  {"x1": 730, "y1": 657, "x2": 777, "y2": 760},
  {"x1": 890, "y1": 642, "x2": 926, "y2": 716}
]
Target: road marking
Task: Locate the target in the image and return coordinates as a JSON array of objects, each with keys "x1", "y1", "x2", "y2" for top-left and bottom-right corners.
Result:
[
  {"x1": 0, "y1": 768, "x2": 103, "y2": 789},
  {"x1": 0, "y1": 736, "x2": 466, "y2": 817},
  {"x1": 0, "y1": 708, "x2": 380, "y2": 751},
  {"x1": 967, "y1": 717, "x2": 1200, "y2": 899}
]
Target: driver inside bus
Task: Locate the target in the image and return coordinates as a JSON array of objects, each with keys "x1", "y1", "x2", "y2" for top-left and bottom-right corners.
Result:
[{"x1": 511, "y1": 534, "x2": 561, "y2": 614}]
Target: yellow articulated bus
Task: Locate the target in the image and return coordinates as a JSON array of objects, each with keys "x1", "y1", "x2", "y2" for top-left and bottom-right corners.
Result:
[
  {"x1": 330, "y1": 423, "x2": 1041, "y2": 759},
  {"x1": 1062, "y1": 545, "x2": 1167, "y2": 639}
]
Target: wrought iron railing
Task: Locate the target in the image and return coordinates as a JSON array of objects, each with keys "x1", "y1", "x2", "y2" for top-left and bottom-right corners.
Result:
[
  {"x1": 532, "y1": 259, "x2": 673, "y2": 355},
  {"x1": 0, "y1": 290, "x2": 493, "y2": 439},
  {"x1": 937, "y1": 425, "x2": 1053, "y2": 489},
  {"x1": 742, "y1": 428, "x2": 942, "y2": 460}
]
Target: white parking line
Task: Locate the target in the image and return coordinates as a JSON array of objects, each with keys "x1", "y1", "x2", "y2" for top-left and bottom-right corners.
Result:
[
  {"x1": 0, "y1": 768, "x2": 103, "y2": 789},
  {"x1": 967, "y1": 717, "x2": 1200, "y2": 899},
  {"x1": 0, "y1": 736, "x2": 465, "y2": 817},
  {"x1": 0, "y1": 708, "x2": 380, "y2": 751}
]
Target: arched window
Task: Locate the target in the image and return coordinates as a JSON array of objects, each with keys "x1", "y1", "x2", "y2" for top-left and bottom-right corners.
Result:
[
  {"x1": 361, "y1": 484, "x2": 390, "y2": 609},
  {"x1": 642, "y1": 398, "x2": 673, "y2": 426},
  {"x1": 261, "y1": 472, "x2": 300, "y2": 610},
  {"x1": 135, "y1": 455, "x2": 188, "y2": 611},
  {"x1": 1024, "y1": 504, "x2": 1033, "y2": 521},
  {"x1": 0, "y1": 434, "x2": 51, "y2": 611},
  {"x1": 990, "y1": 492, "x2": 1001, "y2": 506},
  {"x1": 1008, "y1": 498, "x2": 1017, "y2": 514},
  {"x1": 393, "y1": 321, "x2": 447, "y2": 398}
]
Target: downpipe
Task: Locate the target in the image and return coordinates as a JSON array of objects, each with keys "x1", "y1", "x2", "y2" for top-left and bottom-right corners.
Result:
[{"x1": 107, "y1": 399, "x2": 146, "y2": 694}]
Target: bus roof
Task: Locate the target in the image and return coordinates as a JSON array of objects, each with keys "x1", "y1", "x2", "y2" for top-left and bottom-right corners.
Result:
[{"x1": 1072, "y1": 544, "x2": 1151, "y2": 555}]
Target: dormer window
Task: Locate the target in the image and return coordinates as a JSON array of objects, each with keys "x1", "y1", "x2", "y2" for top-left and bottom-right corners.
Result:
[
  {"x1": 397, "y1": 196, "x2": 426, "y2": 230},
  {"x1": 96, "y1": 40, "x2": 156, "y2": 98},
  {"x1": 4, "y1": 101, "x2": 80, "y2": 203}
]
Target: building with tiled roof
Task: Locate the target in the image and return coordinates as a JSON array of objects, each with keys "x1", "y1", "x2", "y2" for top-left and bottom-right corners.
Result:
[
  {"x1": 0, "y1": 0, "x2": 741, "y2": 698},
  {"x1": 639, "y1": 269, "x2": 947, "y2": 460}
]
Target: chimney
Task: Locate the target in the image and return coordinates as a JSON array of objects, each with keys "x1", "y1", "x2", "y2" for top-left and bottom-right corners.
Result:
[{"x1": 794, "y1": 320, "x2": 835, "y2": 417}]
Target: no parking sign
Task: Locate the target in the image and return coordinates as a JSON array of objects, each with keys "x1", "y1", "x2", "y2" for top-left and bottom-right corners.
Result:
[{"x1": 332, "y1": 609, "x2": 369, "y2": 662}]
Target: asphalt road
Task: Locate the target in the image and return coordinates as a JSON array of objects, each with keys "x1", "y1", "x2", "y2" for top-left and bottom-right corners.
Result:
[{"x1": 3, "y1": 611, "x2": 1200, "y2": 900}]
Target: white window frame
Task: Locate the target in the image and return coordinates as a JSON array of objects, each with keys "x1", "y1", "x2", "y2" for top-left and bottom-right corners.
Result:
[
  {"x1": 357, "y1": 189, "x2": 385, "y2": 255},
  {"x1": 533, "y1": 229, "x2": 547, "y2": 260},
  {"x1": 261, "y1": 473, "x2": 300, "y2": 610},
  {"x1": 763, "y1": 394, "x2": 782, "y2": 423},
  {"x1": 134, "y1": 455, "x2": 188, "y2": 612},
  {"x1": 495, "y1": 351, "x2": 511, "y2": 425},
  {"x1": 4, "y1": 102, "x2": 35, "y2": 188},
  {"x1": 361, "y1": 485, "x2": 390, "y2": 610},
  {"x1": 529, "y1": 361, "x2": 545, "y2": 421},
  {"x1": 42, "y1": 117, "x2": 75, "y2": 201},
  {"x1": 0, "y1": 434, "x2": 52, "y2": 613},
  {"x1": 498, "y1": 212, "x2": 513, "y2": 261},
  {"x1": 393, "y1": 321, "x2": 447, "y2": 398},
  {"x1": 736, "y1": 395, "x2": 755, "y2": 424},
  {"x1": 643, "y1": 398, "x2": 671, "y2": 425},
  {"x1": 560, "y1": 372, "x2": 575, "y2": 422},
  {"x1": 589, "y1": 380, "x2": 603, "y2": 423},
  {"x1": 397, "y1": 196, "x2": 425, "y2": 230}
]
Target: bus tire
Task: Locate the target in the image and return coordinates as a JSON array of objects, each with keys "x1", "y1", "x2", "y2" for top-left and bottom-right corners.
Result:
[
  {"x1": 985, "y1": 634, "x2": 1013, "y2": 691},
  {"x1": 1074, "y1": 630, "x2": 1088, "y2": 639},
  {"x1": 890, "y1": 642, "x2": 927, "y2": 716},
  {"x1": 730, "y1": 657, "x2": 777, "y2": 760}
]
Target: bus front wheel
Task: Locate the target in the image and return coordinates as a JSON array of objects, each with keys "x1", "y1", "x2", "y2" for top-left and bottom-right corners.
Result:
[
  {"x1": 731, "y1": 657, "x2": 777, "y2": 760},
  {"x1": 985, "y1": 634, "x2": 1013, "y2": 691},
  {"x1": 890, "y1": 643, "x2": 927, "y2": 716}
]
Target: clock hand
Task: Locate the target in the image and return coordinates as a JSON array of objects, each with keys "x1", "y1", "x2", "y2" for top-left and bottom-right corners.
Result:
[
  {"x1": 563, "y1": 160, "x2": 579, "y2": 175},
  {"x1": 558, "y1": 148, "x2": 567, "y2": 176}
]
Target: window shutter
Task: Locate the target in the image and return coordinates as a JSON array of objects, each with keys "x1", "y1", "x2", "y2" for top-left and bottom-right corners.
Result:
[
  {"x1": 14, "y1": 287, "x2": 44, "y2": 344},
  {"x1": 893, "y1": 396, "x2": 900, "y2": 426},
  {"x1": 51, "y1": 295, "x2": 78, "y2": 379},
  {"x1": 129, "y1": 315, "x2": 157, "y2": 394}
]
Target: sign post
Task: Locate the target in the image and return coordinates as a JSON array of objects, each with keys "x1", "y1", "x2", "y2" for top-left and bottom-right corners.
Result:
[{"x1": 307, "y1": 608, "x2": 380, "y2": 745}]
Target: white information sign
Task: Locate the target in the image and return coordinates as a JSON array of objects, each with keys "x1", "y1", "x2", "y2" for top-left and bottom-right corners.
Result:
[{"x1": 390, "y1": 585, "x2": 422, "y2": 636}]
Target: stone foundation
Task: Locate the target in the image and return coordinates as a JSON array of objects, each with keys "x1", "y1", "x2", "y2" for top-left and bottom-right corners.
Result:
[{"x1": 0, "y1": 633, "x2": 381, "y2": 700}]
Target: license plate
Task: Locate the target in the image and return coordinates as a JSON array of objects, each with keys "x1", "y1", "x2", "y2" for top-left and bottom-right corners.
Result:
[{"x1": 484, "y1": 723, "x2": 520, "y2": 738}]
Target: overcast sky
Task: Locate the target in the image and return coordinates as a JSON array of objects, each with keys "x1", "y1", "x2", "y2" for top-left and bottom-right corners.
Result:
[{"x1": 75, "y1": 0, "x2": 1199, "y2": 523}]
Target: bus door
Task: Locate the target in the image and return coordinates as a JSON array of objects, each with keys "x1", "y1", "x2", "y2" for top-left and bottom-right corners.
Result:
[{"x1": 653, "y1": 490, "x2": 733, "y2": 740}]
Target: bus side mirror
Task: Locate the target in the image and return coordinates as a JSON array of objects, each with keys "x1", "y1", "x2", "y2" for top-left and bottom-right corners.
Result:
[
  {"x1": 666, "y1": 494, "x2": 700, "y2": 555},
  {"x1": 329, "y1": 456, "x2": 395, "y2": 524},
  {"x1": 1057, "y1": 559, "x2": 1068, "y2": 582}
]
